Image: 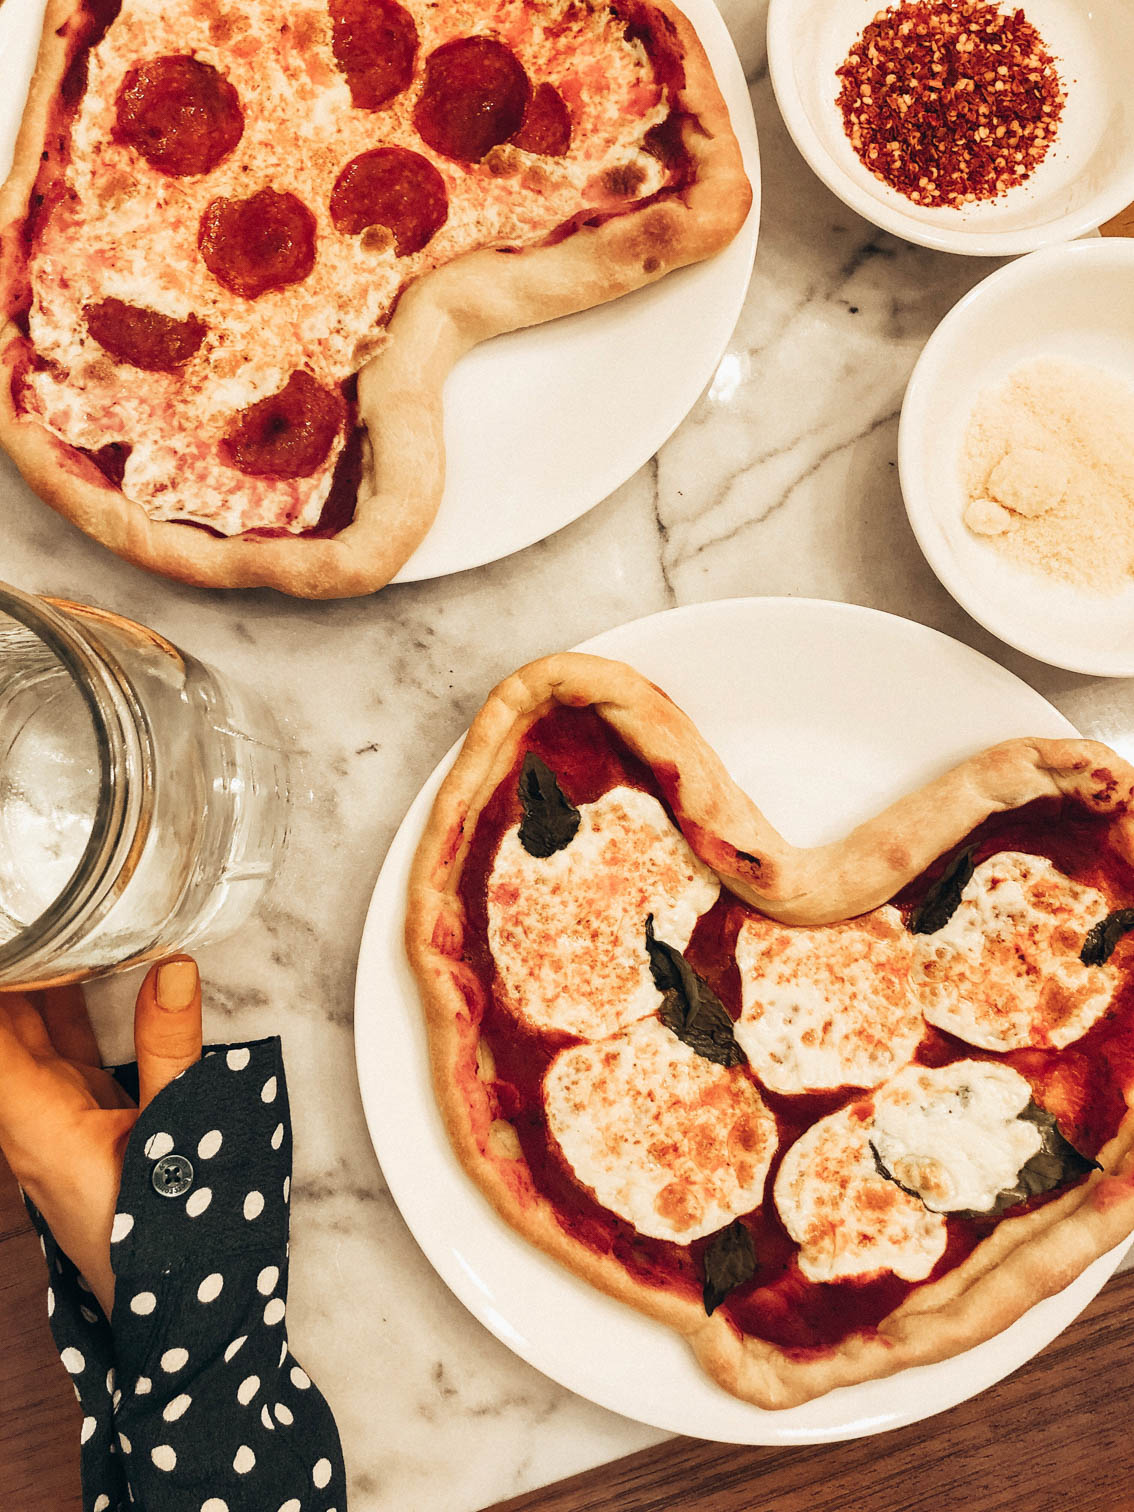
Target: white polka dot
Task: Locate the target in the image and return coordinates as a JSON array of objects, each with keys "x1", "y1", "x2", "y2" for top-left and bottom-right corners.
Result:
[
  {"x1": 283, "y1": 1176, "x2": 291, "y2": 1202},
  {"x1": 130, "y1": 1292, "x2": 156, "y2": 1316},
  {"x1": 143, "y1": 1132, "x2": 174, "y2": 1161},
  {"x1": 277, "y1": 1502, "x2": 301, "y2": 1512},
  {"x1": 151, "y1": 1445, "x2": 177, "y2": 1472},
  {"x1": 237, "y1": 1374, "x2": 260, "y2": 1405},
  {"x1": 118, "y1": 1432, "x2": 132, "y2": 1455},
  {"x1": 261, "y1": 1404, "x2": 275, "y2": 1431},
  {"x1": 257, "y1": 1265, "x2": 279, "y2": 1295},
  {"x1": 233, "y1": 1443, "x2": 256, "y2": 1474},
  {"x1": 106, "y1": 1369, "x2": 116, "y2": 1396},
  {"x1": 278, "y1": 1338, "x2": 288, "y2": 1368},
  {"x1": 243, "y1": 1191, "x2": 264, "y2": 1221},
  {"x1": 264, "y1": 1297, "x2": 286, "y2": 1326},
  {"x1": 224, "y1": 1335, "x2": 247, "y2": 1363},
  {"x1": 81, "y1": 1305, "x2": 98, "y2": 1325},
  {"x1": 260, "y1": 1075, "x2": 278, "y2": 1103},
  {"x1": 313, "y1": 1457, "x2": 332, "y2": 1489},
  {"x1": 290, "y1": 1365, "x2": 311, "y2": 1390},
  {"x1": 163, "y1": 1393, "x2": 192, "y2": 1422},
  {"x1": 197, "y1": 1129, "x2": 223, "y2": 1160},
  {"x1": 185, "y1": 1187, "x2": 213, "y2": 1218},
  {"x1": 274, "y1": 1402, "x2": 294, "y2": 1426},
  {"x1": 197, "y1": 1273, "x2": 224, "y2": 1304},
  {"x1": 94, "y1": 1498, "x2": 110, "y2": 1512},
  {"x1": 76, "y1": 1274, "x2": 91, "y2": 1293},
  {"x1": 112, "y1": 1390, "x2": 122, "y2": 1411},
  {"x1": 226, "y1": 1047, "x2": 250, "y2": 1071},
  {"x1": 161, "y1": 1348, "x2": 189, "y2": 1373},
  {"x1": 80, "y1": 1416, "x2": 96, "y2": 1445},
  {"x1": 202, "y1": 1501, "x2": 230, "y2": 1512},
  {"x1": 46, "y1": 1287, "x2": 54, "y2": 1318},
  {"x1": 271, "y1": 1122, "x2": 284, "y2": 1151},
  {"x1": 110, "y1": 1213, "x2": 134, "y2": 1244},
  {"x1": 135, "y1": 1377, "x2": 152, "y2": 1396},
  {"x1": 61, "y1": 1348, "x2": 85, "y2": 1374}
]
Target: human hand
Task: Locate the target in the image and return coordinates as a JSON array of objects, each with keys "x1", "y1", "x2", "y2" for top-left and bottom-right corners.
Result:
[{"x1": 0, "y1": 957, "x2": 203, "y2": 1315}]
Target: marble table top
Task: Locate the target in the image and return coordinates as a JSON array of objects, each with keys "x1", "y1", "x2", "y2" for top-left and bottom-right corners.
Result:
[{"x1": 3, "y1": 1, "x2": 1132, "y2": 1507}]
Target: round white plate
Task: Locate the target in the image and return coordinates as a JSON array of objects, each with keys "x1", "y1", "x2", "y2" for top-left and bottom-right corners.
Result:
[
  {"x1": 354, "y1": 597, "x2": 1129, "y2": 1444},
  {"x1": 900, "y1": 240, "x2": 1134, "y2": 678},
  {"x1": 0, "y1": 0, "x2": 760, "y2": 585}
]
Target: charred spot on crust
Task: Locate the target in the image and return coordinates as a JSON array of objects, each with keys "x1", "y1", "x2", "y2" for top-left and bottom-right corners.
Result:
[{"x1": 603, "y1": 162, "x2": 648, "y2": 198}]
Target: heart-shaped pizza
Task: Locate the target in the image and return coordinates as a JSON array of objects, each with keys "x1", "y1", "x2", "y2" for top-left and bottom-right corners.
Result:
[
  {"x1": 406, "y1": 652, "x2": 1134, "y2": 1408},
  {"x1": 0, "y1": 0, "x2": 749, "y2": 597}
]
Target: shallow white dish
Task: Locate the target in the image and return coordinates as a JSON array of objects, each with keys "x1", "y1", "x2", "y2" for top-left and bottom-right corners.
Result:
[
  {"x1": 900, "y1": 239, "x2": 1134, "y2": 677},
  {"x1": 767, "y1": 0, "x2": 1134, "y2": 256},
  {"x1": 0, "y1": 0, "x2": 759, "y2": 586},
  {"x1": 354, "y1": 596, "x2": 1128, "y2": 1445}
]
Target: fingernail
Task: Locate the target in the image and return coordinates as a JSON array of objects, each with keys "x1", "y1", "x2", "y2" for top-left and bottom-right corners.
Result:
[{"x1": 155, "y1": 959, "x2": 198, "y2": 1013}]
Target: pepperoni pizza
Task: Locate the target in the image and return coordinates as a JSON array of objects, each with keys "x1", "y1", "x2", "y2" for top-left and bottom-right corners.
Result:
[
  {"x1": 406, "y1": 653, "x2": 1134, "y2": 1409},
  {"x1": 0, "y1": 0, "x2": 750, "y2": 596}
]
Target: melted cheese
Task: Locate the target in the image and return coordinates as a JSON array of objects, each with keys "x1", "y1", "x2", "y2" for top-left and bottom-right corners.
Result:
[
  {"x1": 774, "y1": 1104, "x2": 946, "y2": 1283},
  {"x1": 25, "y1": 0, "x2": 672, "y2": 533},
  {"x1": 487, "y1": 786, "x2": 718, "y2": 1040},
  {"x1": 870, "y1": 1061, "x2": 1042, "y2": 1214},
  {"x1": 734, "y1": 906, "x2": 923, "y2": 1094},
  {"x1": 544, "y1": 1016, "x2": 777, "y2": 1242},
  {"x1": 909, "y1": 852, "x2": 1115, "y2": 1050}
]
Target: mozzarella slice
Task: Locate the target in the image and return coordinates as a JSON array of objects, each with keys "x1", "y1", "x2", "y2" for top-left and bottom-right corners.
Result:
[
  {"x1": 909, "y1": 851, "x2": 1114, "y2": 1050},
  {"x1": 734, "y1": 906, "x2": 923, "y2": 1093},
  {"x1": 774, "y1": 1102, "x2": 946, "y2": 1283},
  {"x1": 487, "y1": 786, "x2": 719, "y2": 1040},
  {"x1": 870, "y1": 1061, "x2": 1042, "y2": 1214},
  {"x1": 545, "y1": 1017, "x2": 777, "y2": 1242}
]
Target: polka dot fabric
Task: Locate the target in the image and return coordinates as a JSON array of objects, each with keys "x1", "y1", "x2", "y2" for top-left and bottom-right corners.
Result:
[{"x1": 26, "y1": 1039, "x2": 345, "y2": 1512}]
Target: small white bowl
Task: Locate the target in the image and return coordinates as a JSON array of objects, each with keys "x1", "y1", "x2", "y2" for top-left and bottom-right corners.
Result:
[
  {"x1": 898, "y1": 238, "x2": 1134, "y2": 676},
  {"x1": 767, "y1": 0, "x2": 1134, "y2": 256}
]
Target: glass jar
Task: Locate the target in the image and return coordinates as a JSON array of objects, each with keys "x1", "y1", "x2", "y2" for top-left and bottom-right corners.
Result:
[{"x1": 0, "y1": 581, "x2": 292, "y2": 988}]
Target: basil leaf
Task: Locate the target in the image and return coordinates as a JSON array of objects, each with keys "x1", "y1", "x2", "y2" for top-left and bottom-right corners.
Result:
[
  {"x1": 908, "y1": 846, "x2": 977, "y2": 936},
  {"x1": 702, "y1": 1219, "x2": 757, "y2": 1316},
  {"x1": 517, "y1": 752, "x2": 580, "y2": 858},
  {"x1": 872, "y1": 1100, "x2": 1100, "y2": 1220},
  {"x1": 645, "y1": 915, "x2": 745, "y2": 1068},
  {"x1": 1080, "y1": 909, "x2": 1134, "y2": 967}
]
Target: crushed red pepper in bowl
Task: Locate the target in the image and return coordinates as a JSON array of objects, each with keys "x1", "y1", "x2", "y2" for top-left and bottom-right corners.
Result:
[{"x1": 836, "y1": 1, "x2": 1066, "y2": 210}]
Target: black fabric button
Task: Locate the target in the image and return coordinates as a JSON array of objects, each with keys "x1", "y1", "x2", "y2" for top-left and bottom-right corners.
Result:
[{"x1": 152, "y1": 1154, "x2": 194, "y2": 1198}]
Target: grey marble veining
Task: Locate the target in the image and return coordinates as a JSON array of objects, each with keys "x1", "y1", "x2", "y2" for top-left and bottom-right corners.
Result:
[{"x1": 2, "y1": 1, "x2": 1132, "y2": 1508}]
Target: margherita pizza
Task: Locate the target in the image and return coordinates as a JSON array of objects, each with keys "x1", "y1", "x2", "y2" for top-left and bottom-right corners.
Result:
[
  {"x1": 406, "y1": 652, "x2": 1134, "y2": 1409},
  {"x1": 0, "y1": 0, "x2": 750, "y2": 597}
]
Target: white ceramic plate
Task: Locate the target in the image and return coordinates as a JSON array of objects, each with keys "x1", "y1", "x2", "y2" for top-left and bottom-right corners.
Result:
[
  {"x1": 354, "y1": 597, "x2": 1129, "y2": 1445},
  {"x1": 900, "y1": 240, "x2": 1134, "y2": 678},
  {"x1": 767, "y1": 0, "x2": 1134, "y2": 256},
  {"x1": 0, "y1": 0, "x2": 759, "y2": 585}
]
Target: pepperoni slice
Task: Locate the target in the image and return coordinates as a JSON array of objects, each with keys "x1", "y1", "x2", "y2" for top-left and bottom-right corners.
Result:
[
  {"x1": 329, "y1": 0, "x2": 418, "y2": 111},
  {"x1": 412, "y1": 37, "x2": 530, "y2": 163},
  {"x1": 512, "y1": 83, "x2": 572, "y2": 157},
  {"x1": 221, "y1": 371, "x2": 344, "y2": 478},
  {"x1": 114, "y1": 55, "x2": 243, "y2": 177},
  {"x1": 85, "y1": 298, "x2": 206, "y2": 371},
  {"x1": 330, "y1": 147, "x2": 448, "y2": 256},
  {"x1": 198, "y1": 189, "x2": 317, "y2": 300}
]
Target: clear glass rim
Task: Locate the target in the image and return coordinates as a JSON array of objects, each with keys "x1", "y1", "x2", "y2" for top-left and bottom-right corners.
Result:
[{"x1": 0, "y1": 582, "x2": 142, "y2": 977}]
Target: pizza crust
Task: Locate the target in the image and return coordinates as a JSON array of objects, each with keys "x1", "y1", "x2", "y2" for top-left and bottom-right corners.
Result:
[
  {"x1": 405, "y1": 651, "x2": 1134, "y2": 1408},
  {"x1": 0, "y1": 0, "x2": 751, "y2": 598}
]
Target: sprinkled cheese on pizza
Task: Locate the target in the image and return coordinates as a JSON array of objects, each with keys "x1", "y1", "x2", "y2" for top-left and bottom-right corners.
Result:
[
  {"x1": 909, "y1": 851, "x2": 1114, "y2": 1051},
  {"x1": 870, "y1": 1062, "x2": 1042, "y2": 1214},
  {"x1": 774, "y1": 1103, "x2": 947, "y2": 1283},
  {"x1": 733, "y1": 906, "x2": 923, "y2": 1094},
  {"x1": 544, "y1": 1016, "x2": 777, "y2": 1242},
  {"x1": 21, "y1": 0, "x2": 677, "y2": 534},
  {"x1": 486, "y1": 786, "x2": 719, "y2": 1039}
]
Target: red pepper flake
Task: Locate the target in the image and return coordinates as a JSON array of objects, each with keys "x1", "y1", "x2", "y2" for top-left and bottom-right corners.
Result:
[{"x1": 835, "y1": 1, "x2": 1066, "y2": 210}]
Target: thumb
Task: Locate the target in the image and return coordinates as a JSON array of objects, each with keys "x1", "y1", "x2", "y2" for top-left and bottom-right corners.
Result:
[{"x1": 135, "y1": 955, "x2": 203, "y2": 1111}]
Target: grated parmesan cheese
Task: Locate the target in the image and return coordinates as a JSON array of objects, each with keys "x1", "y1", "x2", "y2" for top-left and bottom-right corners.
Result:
[{"x1": 960, "y1": 358, "x2": 1134, "y2": 595}]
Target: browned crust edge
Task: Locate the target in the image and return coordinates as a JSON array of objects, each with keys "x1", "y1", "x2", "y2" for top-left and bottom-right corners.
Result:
[
  {"x1": 404, "y1": 651, "x2": 1134, "y2": 1410},
  {"x1": 0, "y1": 0, "x2": 752, "y2": 599}
]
